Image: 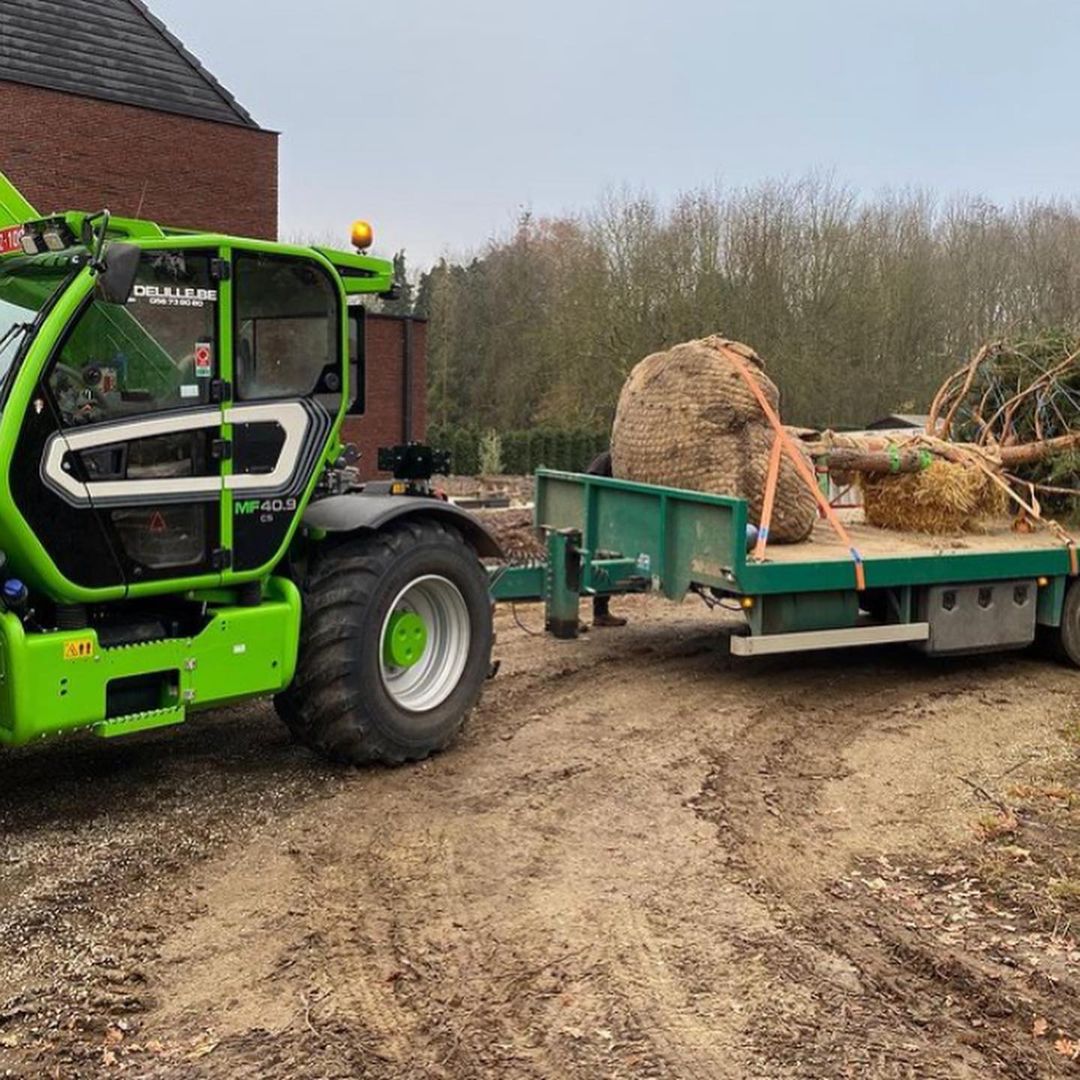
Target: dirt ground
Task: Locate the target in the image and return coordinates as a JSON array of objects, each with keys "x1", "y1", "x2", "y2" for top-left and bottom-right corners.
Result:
[{"x1": 2, "y1": 595, "x2": 1080, "y2": 1078}]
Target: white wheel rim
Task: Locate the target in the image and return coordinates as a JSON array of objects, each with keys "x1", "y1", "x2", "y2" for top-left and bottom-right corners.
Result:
[{"x1": 379, "y1": 575, "x2": 471, "y2": 712}]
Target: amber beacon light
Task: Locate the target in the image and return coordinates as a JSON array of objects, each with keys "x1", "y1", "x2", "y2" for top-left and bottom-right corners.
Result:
[{"x1": 351, "y1": 219, "x2": 375, "y2": 251}]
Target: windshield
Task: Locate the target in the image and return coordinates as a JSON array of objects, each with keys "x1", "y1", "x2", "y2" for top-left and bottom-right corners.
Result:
[{"x1": 0, "y1": 256, "x2": 80, "y2": 389}]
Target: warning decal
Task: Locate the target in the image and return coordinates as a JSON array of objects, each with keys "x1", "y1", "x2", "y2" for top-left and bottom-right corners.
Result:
[
  {"x1": 63, "y1": 638, "x2": 94, "y2": 661},
  {"x1": 194, "y1": 342, "x2": 213, "y2": 378}
]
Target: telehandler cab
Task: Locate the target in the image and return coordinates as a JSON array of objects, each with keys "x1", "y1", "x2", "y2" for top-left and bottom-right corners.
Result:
[{"x1": 0, "y1": 174, "x2": 498, "y2": 764}]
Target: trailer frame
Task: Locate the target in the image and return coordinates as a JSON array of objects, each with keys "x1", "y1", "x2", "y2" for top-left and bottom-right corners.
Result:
[{"x1": 490, "y1": 470, "x2": 1076, "y2": 656}]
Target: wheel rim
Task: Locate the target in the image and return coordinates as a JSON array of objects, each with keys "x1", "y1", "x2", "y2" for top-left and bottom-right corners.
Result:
[{"x1": 379, "y1": 575, "x2": 472, "y2": 712}]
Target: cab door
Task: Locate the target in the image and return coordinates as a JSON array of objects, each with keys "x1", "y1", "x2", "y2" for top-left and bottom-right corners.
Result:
[
  {"x1": 225, "y1": 249, "x2": 341, "y2": 575},
  {"x1": 21, "y1": 248, "x2": 228, "y2": 591}
]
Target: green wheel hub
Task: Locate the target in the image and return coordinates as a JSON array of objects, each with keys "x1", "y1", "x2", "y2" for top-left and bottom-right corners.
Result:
[
  {"x1": 379, "y1": 575, "x2": 473, "y2": 713},
  {"x1": 384, "y1": 610, "x2": 428, "y2": 669}
]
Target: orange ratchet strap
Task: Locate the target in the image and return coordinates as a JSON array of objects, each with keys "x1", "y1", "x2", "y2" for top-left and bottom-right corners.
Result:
[
  {"x1": 753, "y1": 433, "x2": 783, "y2": 562},
  {"x1": 720, "y1": 344, "x2": 867, "y2": 592}
]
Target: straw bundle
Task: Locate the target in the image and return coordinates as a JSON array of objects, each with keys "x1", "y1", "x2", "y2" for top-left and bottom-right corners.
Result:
[{"x1": 860, "y1": 459, "x2": 1007, "y2": 533}]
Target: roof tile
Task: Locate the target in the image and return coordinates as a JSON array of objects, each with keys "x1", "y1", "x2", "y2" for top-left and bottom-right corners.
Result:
[{"x1": 0, "y1": 0, "x2": 260, "y2": 128}]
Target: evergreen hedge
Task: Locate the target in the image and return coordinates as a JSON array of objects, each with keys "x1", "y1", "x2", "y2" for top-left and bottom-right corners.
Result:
[{"x1": 427, "y1": 426, "x2": 609, "y2": 477}]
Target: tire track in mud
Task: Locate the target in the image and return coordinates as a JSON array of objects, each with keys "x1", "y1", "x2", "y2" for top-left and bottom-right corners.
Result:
[
  {"x1": 219, "y1": 613, "x2": 753, "y2": 1079},
  {"x1": 137, "y1": 608, "x2": 766, "y2": 1079},
  {"x1": 691, "y1": 649, "x2": 1080, "y2": 1078},
  {"x1": 0, "y1": 704, "x2": 352, "y2": 1067},
  {"x1": 2, "y1": 597, "x2": 1077, "y2": 1079},
  {"x1": 0, "y1": 599, "x2": 747, "y2": 1077}
]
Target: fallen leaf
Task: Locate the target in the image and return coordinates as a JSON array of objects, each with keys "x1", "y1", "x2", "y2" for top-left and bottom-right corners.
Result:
[
  {"x1": 1033, "y1": 1016, "x2": 1049, "y2": 1038},
  {"x1": 1000, "y1": 845, "x2": 1032, "y2": 861},
  {"x1": 1054, "y1": 1036, "x2": 1079, "y2": 1058},
  {"x1": 188, "y1": 1033, "x2": 219, "y2": 1060}
]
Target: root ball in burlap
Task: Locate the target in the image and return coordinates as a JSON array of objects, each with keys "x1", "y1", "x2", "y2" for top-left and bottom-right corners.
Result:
[{"x1": 610, "y1": 336, "x2": 816, "y2": 542}]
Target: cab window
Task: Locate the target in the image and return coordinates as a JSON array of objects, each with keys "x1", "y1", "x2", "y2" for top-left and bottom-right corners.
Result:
[
  {"x1": 47, "y1": 251, "x2": 217, "y2": 427},
  {"x1": 234, "y1": 252, "x2": 339, "y2": 401}
]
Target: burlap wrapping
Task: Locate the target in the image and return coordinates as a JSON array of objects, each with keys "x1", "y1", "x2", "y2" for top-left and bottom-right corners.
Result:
[{"x1": 610, "y1": 336, "x2": 817, "y2": 543}]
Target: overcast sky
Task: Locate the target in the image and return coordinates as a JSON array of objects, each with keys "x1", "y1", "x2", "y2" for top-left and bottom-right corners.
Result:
[{"x1": 153, "y1": 0, "x2": 1080, "y2": 269}]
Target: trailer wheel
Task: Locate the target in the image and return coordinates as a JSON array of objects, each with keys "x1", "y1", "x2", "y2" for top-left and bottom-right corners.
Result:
[
  {"x1": 276, "y1": 519, "x2": 493, "y2": 765},
  {"x1": 1056, "y1": 579, "x2": 1080, "y2": 666}
]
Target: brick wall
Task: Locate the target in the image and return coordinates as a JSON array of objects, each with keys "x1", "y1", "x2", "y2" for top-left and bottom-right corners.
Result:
[
  {"x1": 343, "y1": 315, "x2": 428, "y2": 480},
  {"x1": 0, "y1": 80, "x2": 278, "y2": 238}
]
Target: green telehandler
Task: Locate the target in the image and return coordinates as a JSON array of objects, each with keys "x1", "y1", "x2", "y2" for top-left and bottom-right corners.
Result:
[{"x1": 0, "y1": 173, "x2": 499, "y2": 764}]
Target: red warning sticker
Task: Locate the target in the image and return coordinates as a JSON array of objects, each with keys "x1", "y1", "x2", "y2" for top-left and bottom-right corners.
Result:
[
  {"x1": 0, "y1": 226, "x2": 25, "y2": 255},
  {"x1": 194, "y1": 341, "x2": 213, "y2": 378},
  {"x1": 149, "y1": 511, "x2": 167, "y2": 534}
]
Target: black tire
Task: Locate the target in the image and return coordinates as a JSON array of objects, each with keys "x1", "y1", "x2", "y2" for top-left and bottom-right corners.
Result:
[
  {"x1": 1054, "y1": 578, "x2": 1080, "y2": 666},
  {"x1": 275, "y1": 518, "x2": 493, "y2": 765}
]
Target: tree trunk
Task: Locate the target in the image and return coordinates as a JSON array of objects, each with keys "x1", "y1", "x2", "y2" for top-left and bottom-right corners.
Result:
[{"x1": 811, "y1": 431, "x2": 1080, "y2": 476}]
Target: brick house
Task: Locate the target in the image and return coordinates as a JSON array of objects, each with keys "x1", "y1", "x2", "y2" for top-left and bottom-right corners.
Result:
[
  {"x1": 0, "y1": 0, "x2": 278, "y2": 238},
  {"x1": 0, "y1": 0, "x2": 425, "y2": 474}
]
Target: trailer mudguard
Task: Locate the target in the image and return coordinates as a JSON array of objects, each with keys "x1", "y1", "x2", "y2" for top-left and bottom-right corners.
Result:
[{"x1": 302, "y1": 494, "x2": 504, "y2": 559}]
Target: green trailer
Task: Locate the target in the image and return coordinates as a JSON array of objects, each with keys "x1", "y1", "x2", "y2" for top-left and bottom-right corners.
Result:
[{"x1": 492, "y1": 469, "x2": 1080, "y2": 662}]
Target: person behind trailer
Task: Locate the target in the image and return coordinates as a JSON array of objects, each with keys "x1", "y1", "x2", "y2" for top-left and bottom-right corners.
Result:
[{"x1": 585, "y1": 449, "x2": 627, "y2": 628}]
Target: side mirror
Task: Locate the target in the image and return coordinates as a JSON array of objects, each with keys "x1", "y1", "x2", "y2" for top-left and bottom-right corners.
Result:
[{"x1": 94, "y1": 243, "x2": 140, "y2": 305}]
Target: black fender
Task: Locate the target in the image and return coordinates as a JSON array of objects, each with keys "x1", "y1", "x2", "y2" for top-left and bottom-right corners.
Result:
[{"x1": 302, "y1": 494, "x2": 503, "y2": 559}]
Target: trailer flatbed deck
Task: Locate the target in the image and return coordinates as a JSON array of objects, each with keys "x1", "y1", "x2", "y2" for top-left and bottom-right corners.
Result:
[
  {"x1": 491, "y1": 470, "x2": 1080, "y2": 661},
  {"x1": 769, "y1": 516, "x2": 1061, "y2": 562}
]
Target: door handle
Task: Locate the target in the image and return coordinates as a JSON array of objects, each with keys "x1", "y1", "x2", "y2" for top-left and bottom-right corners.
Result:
[{"x1": 78, "y1": 445, "x2": 128, "y2": 481}]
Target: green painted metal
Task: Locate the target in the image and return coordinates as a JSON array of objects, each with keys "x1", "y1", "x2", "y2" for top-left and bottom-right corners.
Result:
[
  {"x1": 747, "y1": 591, "x2": 860, "y2": 635},
  {"x1": 1037, "y1": 575, "x2": 1067, "y2": 627},
  {"x1": 0, "y1": 184, "x2": 395, "y2": 603},
  {"x1": 735, "y1": 548, "x2": 1072, "y2": 596},
  {"x1": 0, "y1": 173, "x2": 36, "y2": 229},
  {"x1": 490, "y1": 556, "x2": 643, "y2": 603},
  {"x1": 218, "y1": 242, "x2": 236, "y2": 562},
  {"x1": 535, "y1": 470, "x2": 746, "y2": 601},
  {"x1": 94, "y1": 706, "x2": 186, "y2": 740},
  {"x1": 490, "y1": 563, "x2": 547, "y2": 602},
  {"x1": 0, "y1": 576, "x2": 301, "y2": 747},
  {"x1": 534, "y1": 469, "x2": 1071, "y2": 597},
  {"x1": 384, "y1": 610, "x2": 428, "y2": 669},
  {"x1": 313, "y1": 246, "x2": 395, "y2": 296},
  {"x1": 525, "y1": 469, "x2": 1075, "y2": 634},
  {"x1": 544, "y1": 529, "x2": 582, "y2": 638},
  {"x1": 0, "y1": 172, "x2": 443, "y2": 753}
]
